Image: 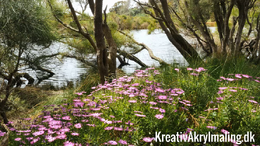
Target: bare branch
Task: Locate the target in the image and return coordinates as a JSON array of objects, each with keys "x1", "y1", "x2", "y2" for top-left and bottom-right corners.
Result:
[
  {"x1": 118, "y1": 30, "x2": 168, "y2": 65},
  {"x1": 67, "y1": 0, "x2": 85, "y2": 33},
  {"x1": 117, "y1": 49, "x2": 148, "y2": 68},
  {"x1": 134, "y1": 0, "x2": 162, "y2": 20},
  {"x1": 117, "y1": 55, "x2": 130, "y2": 69},
  {"x1": 47, "y1": 0, "x2": 79, "y2": 33}
]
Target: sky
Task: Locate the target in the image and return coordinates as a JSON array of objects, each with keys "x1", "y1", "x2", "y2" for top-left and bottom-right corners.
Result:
[{"x1": 73, "y1": 0, "x2": 148, "y2": 15}]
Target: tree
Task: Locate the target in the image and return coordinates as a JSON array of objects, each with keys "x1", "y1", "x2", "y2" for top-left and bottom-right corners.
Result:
[
  {"x1": 0, "y1": 0, "x2": 57, "y2": 124},
  {"x1": 134, "y1": 0, "x2": 260, "y2": 63},
  {"x1": 48, "y1": 0, "x2": 167, "y2": 84},
  {"x1": 134, "y1": 0, "x2": 204, "y2": 65},
  {"x1": 110, "y1": 0, "x2": 131, "y2": 15},
  {"x1": 48, "y1": 0, "x2": 115, "y2": 84}
]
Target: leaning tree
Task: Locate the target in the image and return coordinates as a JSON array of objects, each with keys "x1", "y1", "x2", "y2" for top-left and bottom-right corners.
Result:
[
  {"x1": 134, "y1": 0, "x2": 260, "y2": 63},
  {"x1": 0, "y1": 0, "x2": 57, "y2": 124},
  {"x1": 48, "y1": 0, "x2": 167, "y2": 84}
]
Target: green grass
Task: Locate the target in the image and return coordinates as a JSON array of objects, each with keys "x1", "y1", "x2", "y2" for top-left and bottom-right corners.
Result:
[{"x1": 1, "y1": 57, "x2": 260, "y2": 145}]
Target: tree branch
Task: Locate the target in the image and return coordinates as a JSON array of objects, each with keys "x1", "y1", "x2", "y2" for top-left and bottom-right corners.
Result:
[
  {"x1": 47, "y1": 0, "x2": 79, "y2": 33},
  {"x1": 88, "y1": 0, "x2": 95, "y2": 15},
  {"x1": 117, "y1": 55, "x2": 130, "y2": 69},
  {"x1": 118, "y1": 30, "x2": 168, "y2": 65},
  {"x1": 117, "y1": 49, "x2": 148, "y2": 68}
]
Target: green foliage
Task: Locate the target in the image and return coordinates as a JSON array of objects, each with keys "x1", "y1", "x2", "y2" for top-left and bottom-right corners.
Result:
[
  {"x1": 5, "y1": 66, "x2": 260, "y2": 145},
  {"x1": 201, "y1": 56, "x2": 260, "y2": 79},
  {"x1": 0, "y1": 0, "x2": 57, "y2": 79},
  {"x1": 0, "y1": 0, "x2": 57, "y2": 47},
  {"x1": 75, "y1": 69, "x2": 100, "y2": 95},
  {"x1": 48, "y1": 0, "x2": 68, "y2": 20}
]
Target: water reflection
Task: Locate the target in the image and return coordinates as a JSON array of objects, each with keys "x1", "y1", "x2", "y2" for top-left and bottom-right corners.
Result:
[
  {"x1": 39, "y1": 29, "x2": 214, "y2": 88},
  {"x1": 120, "y1": 29, "x2": 187, "y2": 74}
]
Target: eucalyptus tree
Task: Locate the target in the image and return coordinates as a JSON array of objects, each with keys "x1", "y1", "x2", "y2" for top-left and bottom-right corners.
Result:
[
  {"x1": 48, "y1": 0, "x2": 166, "y2": 84},
  {"x1": 134, "y1": 0, "x2": 260, "y2": 63},
  {"x1": 0, "y1": 0, "x2": 57, "y2": 124}
]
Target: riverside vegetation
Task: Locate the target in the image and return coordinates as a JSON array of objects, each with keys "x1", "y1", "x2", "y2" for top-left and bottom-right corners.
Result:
[{"x1": 1, "y1": 57, "x2": 260, "y2": 146}]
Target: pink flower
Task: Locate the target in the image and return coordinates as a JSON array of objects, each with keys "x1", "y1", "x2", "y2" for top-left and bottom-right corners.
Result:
[
  {"x1": 14, "y1": 137, "x2": 21, "y2": 141},
  {"x1": 0, "y1": 131, "x2": 6, "y2": 137},
  {"x1": 195, "y1": 67, "x2": 206, "y2": 72},
  {"x1": 242, "y1": 74, "x2": 251, "y2": 78},
  {"x1": 221, "y1": 129, "x2": 229, "y2": 135},
  {"x1": 118, "y1": 139, "x2": 127, "y2": 145},
  {"x1": 114, "y1": 127, "x2": 123, "y2": 131},
  {"x1": 229, "y1": 89, "x2": 237, "y2": 92},
  {"x1": 158, "y1": 95, "x2": 167, "y2": 100},
  {"x1": 155, "y1": 88, "x2": 165, "y2": 93},
  {"x1": 129, "y1": 94, "x2": 135, "y2": 97},
  {"x1": 110, "y1": 115, "x2": 115, "y2": 118},
  {"x1": 64, "y1": 141, "x2": 75, "y2": 146},
  {"x1": 226, "y1": 78, "x2": 235, "y2": 81},
  {"x1": 235, "y1": 74, "x2": 242, "y2": 78},
  {"x1": 206, "y1": 126, "x2": 217, "y2": 130},
  {"x1": 89, "y1": 113, "x2": 103, "y2": 117},
  {"x1": 62, "y1": 116, "x2": 72, "y2": 121},
  {"x1": 186, "y1": 128, "x2": 193, "y2": 133},
  {"x1": 132, "y1": 83, "x2": 139, "y2": 86},
  {"x1": 143, "y1": 137, "x2": 154, "y2": 142},
  {"x1": 186, "y1": 104, "x2": 193, "y2": 106},
  {"x1": 125, "y1": 121, "x2": 134, "y2": 125},
  {"x1": 86, "y1": 124, "x2": 95, "y2": 127},
  {"x1": 190, "y1": 73, "x2": 199, "y2": 76},
  {"x1": 30, "y1": 138, "x2": 40, "y2": 144},
  {"x1": 159, "y1": 108, "x2": 166, "y2": 113},
  {"x1": 56, "y1": 134, "x2": 67, "y2": 139},
  {"x1": 60, "y1": 127, "x2": 70, "y2": 132},
  {"x1": 71, "y1": 132, "x2": 79, "y2": 136},
  {"x1": 216, "y1": 97, "x2": 224, "y2": 100},
  {"x1": 219, "y1": 87, "x2": 227, "y2": 90},
  {"x1": 155, "y1": 114, "x2": 164, "y2": 119},
  {"x1": 99, "y1": 118, "x2": 113, "y2": 124},
  {"x1": 183, "y1": 100, "x2": 191, "y2": 103},
  {"x1": 74, "y1": 100, "x2": 84, "y2": 108},
  {"x1": 108, "y1": 140, "x2": 117, "y2": 145},
  {"x1": 150, "y1": 107, "x2": 159, "y2": 110},
  {"x1": 104, "y1": 126, "x2": 113, "y2": 130},
  {"x1": 74, "y1": 123, "x2": 82, "y2": 129},
  {"x1": 248, "y1": 100, "x2": 258, "y2": 104},
  {"x1": 134, "y1": 111, "x2": 143, "y2": 114},
  {"x1": 187, "y1": 68, "x2": 193, "y2": 71},
  {"x1": 175, "y1": 68, "x2": 179, "y2": 72},
  {"x1": 128, "y1": 100, "x2": 137, "y2": 103},
  {"x1": 149, "y1": 101, "x2": 157, "y2": 105},
  {"x1": 81, "y1": 119, "x2": 89, "y2": 123},
  {"x1": 135, "y1": 114, "x2": 146, "y2": 117},
  {"x1": 46, "y1": 136, "x2": 56, "y2": 142},
  {"x1": 33, "y1": 131, "x2": 44, "y2": 136},
  {"x1": 75, "y1": 92, "x2": 83, "y2": 95}
]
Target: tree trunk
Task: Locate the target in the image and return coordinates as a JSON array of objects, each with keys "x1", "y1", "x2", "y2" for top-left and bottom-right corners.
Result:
[
  {"x1": 94, "y1": 0, "x2": 108, "y2": 84},
  {"x1": 0, "y1": 112, "x2": 8, "y2": 124},
  {"x1": 103, "y1": 24, "x2": 117, "y2": 81},
  {"x1": 149, "y1": 0, "x2": 203, "y2": 65},
  {"x1": 234, "y1": 14, "x2": 247, "y2": 56}
]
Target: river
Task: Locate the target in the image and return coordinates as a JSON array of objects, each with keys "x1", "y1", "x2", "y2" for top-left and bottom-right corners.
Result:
[{"x1": 37, "y1": 28, "x2": 216, "y2": 88}]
